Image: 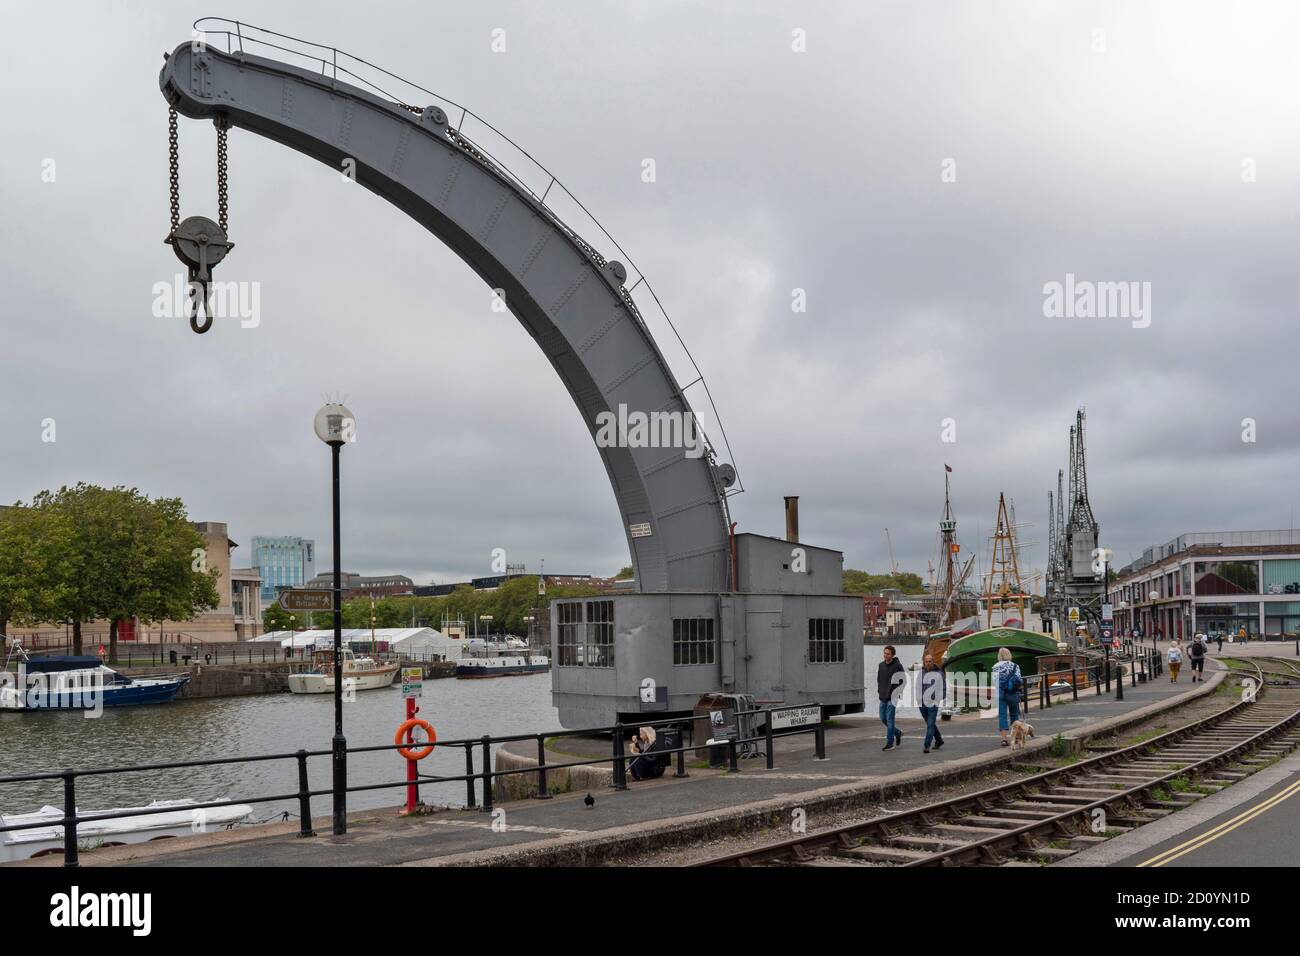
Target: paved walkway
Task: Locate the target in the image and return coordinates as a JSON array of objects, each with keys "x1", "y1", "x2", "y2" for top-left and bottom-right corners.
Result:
[{"x1": 10, "y1": 656, "x2": 1226, "y2": 868}]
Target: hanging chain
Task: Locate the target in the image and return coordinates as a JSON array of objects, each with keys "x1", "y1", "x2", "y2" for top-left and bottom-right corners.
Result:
[
  {"x1": 216, "y1": 116, "x2": 229, "y2": 233},
  {"x1": 168, "y1": 108, "x2": 180, "y2": 235}
]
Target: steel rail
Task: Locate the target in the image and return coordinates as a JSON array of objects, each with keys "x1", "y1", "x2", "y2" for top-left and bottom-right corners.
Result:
[{"x1": 698, "y1": 658, "x2": 1300, "y2": 867}]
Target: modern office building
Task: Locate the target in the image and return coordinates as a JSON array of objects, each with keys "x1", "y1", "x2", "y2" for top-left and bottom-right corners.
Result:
[
  {"x1": 1113, "y1": 530, "x2": 1300, "y2": 641},
  {"x1": 252, "y1": 536, "x2": 315, "y2": 603}
]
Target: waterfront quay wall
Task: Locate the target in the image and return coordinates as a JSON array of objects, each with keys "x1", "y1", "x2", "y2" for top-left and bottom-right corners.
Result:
[
  {"x1": 118, "y1": 662, "x2": 300, "y2": 699},
  {"x1": 111, "y1": 659, "x2": 458, "y2": 700}
]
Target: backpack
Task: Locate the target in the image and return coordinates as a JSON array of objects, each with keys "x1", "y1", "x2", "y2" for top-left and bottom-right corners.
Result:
[{"x1": 1000, "y1": 665, "x2": 1021, "y2": 695}]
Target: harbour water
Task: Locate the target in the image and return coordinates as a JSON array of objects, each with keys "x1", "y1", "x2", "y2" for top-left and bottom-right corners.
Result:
[{"x1": 2, "y1": 647, "x2": 924, "y2": 819}]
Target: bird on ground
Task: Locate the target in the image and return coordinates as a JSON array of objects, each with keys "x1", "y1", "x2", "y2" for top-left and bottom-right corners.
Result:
[{"x1": 584, "y1": 793, "x2": 595, "y2": 809}]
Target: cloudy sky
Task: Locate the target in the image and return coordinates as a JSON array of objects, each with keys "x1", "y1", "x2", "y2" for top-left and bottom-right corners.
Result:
[{"x1": 2, "y1": 1, "x2": 1298, "y2": 588}]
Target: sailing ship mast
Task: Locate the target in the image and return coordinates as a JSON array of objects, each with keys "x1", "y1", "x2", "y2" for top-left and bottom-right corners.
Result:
[
  {"x1": 984, "y1": 492, "x2": 1027, "y2": 629},
  {"x1": 936, "y1": 465, "x2": 960, "y2": 629}
]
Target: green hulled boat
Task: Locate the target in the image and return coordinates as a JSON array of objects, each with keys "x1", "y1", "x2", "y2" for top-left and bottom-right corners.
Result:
[{"x1": 942, "y1": 626, "x2": 1061, "y2": 678}]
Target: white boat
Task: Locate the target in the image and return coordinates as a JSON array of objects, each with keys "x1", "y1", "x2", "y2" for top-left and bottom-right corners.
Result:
[
  {"x1": 286, "y1": 647, "x2": 400, "y2": 694},
  {"x1": 0, "y1": 799, "x2": 254, "y2": 862}
]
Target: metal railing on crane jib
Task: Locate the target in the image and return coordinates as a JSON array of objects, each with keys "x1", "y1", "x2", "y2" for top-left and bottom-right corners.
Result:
[{"x1": 187, "y1": 17, "x2": 744, "y2": 499}]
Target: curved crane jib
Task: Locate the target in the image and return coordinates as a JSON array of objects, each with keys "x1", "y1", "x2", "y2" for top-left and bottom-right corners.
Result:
[{"x1": 158, "y1": 41, "x2": 731, "y2": 593}]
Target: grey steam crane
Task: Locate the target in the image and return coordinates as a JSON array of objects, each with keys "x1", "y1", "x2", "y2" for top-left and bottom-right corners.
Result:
[
  {"x1": 157, "y1": 19, "x2": 865, "y2": 729},
  {"x1": 1046, "y1": 410, "x2": 1105, "y2": 642}
]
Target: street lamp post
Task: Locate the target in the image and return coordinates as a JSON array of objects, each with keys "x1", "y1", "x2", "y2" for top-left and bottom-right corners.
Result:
[
  {"x1": 315, "y1": 402, "x2": 355, "y2": 837},
  {"x1": 1149, "y1": 590, "x2": 1160, "y2": 651}
]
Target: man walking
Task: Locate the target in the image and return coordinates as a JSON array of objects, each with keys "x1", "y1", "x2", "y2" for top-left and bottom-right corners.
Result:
[
  {"x1": 1188, "y1": 633, "x2": 1207, "y2": 682},
  {"x1": 878, "y1": 645, "x2": 906, "y2": 751},
  {"x1": 919, "y1": 653, "x2": 945, "y2": 754}
]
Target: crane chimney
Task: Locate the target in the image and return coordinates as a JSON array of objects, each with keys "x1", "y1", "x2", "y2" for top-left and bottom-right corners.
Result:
[{"x1": 784, "y1": 496, "x2": 799, "y2": 543}]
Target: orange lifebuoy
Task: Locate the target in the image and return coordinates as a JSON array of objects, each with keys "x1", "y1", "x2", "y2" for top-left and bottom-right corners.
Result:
[{"x1": 395, "y1": 718, "x2": 436, "y2": 760}]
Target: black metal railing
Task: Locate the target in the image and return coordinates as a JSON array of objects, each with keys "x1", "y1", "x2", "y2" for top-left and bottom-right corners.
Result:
[{"x1": 0, "y1": 702, "x2": 826, "y2": 867}]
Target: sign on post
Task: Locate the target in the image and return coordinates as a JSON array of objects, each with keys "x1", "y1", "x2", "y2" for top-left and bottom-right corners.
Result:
[
  {"x1": 401, "y1": 668, "x2": 423, "y2": 699},
  {"x1": 1068, "y1": 607, "x2": 1080, "y2": 623},
  {"x1": 771, "y1": 705, "x2": 821, "y2": 730},
  {"x1": 1102, "y1": 603, "x2": 1114, "y2": 622},
  {"x1": 278, "y1": 589, "x2": 333, "y2": 612}
]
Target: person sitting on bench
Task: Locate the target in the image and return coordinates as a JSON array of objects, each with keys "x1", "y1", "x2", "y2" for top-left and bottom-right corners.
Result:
[{"x1": 628, "y1": 726, "x2": 665, "y2": 781}]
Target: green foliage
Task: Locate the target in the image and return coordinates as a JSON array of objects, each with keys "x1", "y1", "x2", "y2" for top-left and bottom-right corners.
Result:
[
  {"x1": 614, "y1": 566, "x2": 634, "y2": 580},
  {"x1": 842, "y1": 568, "x2": 926, "y2": 595},
  {"x1": 263, "y1": 575, "x2": 606, "y2": 637},
  {"x1": 0, "y1": 500, "x2": 73, "y2": 644},
  {"x1": 0, "y1": 485, "x2": 220, "y2": 659},
  {"x1": 263, "y1": 603, "x2": 296, "y2": 632}
]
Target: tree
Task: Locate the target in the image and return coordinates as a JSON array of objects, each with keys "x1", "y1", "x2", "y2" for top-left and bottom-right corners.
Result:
[
  {"x1": 263, "y1": 603, "x2": 296, "y2": 632},
  {"x1": 111, "y1": 494, "x2": 221, "y2": 663},
  {"x1": 843, "y1": 568, "x2": 926, "y2": 595},
  {"x1": 34, "y1": 484, "x2": 220, "y2": 660},
  {"x1": 0, "y1": 502, "x2": 73, "y2": 652}
]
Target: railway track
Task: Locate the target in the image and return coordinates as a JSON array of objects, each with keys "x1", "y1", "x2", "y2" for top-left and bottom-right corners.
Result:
[{"x1": 696, "y1": 657, "x2": 1300, "y2": 867}]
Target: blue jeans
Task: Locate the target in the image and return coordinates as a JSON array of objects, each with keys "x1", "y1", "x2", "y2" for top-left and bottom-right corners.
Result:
[
  {"x1": 879, "y1": 701, "x2": 898, "y2": 744},
  {"x1": 998, "y1": 693, "x2": 1021, "y2": 732},
  {"x1": 920, "y1": 705, "x2": 943, "y2": 748}
]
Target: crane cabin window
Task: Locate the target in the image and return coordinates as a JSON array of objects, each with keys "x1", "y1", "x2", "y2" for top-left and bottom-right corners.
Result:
[
  {"x1": 585, "y1": 600, "x2": 615, "y2": 667},
  {"x1": 808, "y1": 618, "x2": 845, "y2": 663},
  {"x1": 673, "y1": 617, "x2": 715, "y2": 665},
  {"x1": 557, "y1": 602, "x2": 582, "y2": 666}
]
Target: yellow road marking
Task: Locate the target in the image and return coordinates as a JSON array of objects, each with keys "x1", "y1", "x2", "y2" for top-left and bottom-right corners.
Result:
[{"x1": 1137, "y1": 778, "x2": 1300, "y2": 867}]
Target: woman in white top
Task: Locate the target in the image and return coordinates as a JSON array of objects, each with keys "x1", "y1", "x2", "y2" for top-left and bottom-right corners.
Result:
[{"x1": 1167, "y1": 641, "x2": 1183, "y2": 683}]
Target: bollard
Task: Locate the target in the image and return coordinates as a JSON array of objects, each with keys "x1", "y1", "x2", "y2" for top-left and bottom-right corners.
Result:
[
  {"x1": 463, "y1": 743, "x2": 477, "y2": 809},
  {"x1": 295, "y1": 750, "x2": 315, "y2": 837},
  {"x1": 534, "y1": 735, "x2": 551, "y2": 799},
  {"x1": 612, "y1": 723, "x2": 627, "y2": 790},
  {"x1": 765, "y1": 715, "x2": 775, "y2": 769},
  {"x1": 1104, "y1": 655, "x2": 1111, "y2": 693},
  {"x1": 1116, "y1": 660, "x2": 1124, "y2": 700},
  {"x1": 1096, "y1": 663, "x2": 1102, "y2": 695},
  {"x1": 480, "y1": 736, "x2": 493, "y2": 812},
  {"x1": 1132, "y1": 656, "x2": 1137, "y2": 687},
  {"x1": 61, "y1": 771, "x2": 79, "y2": 867},
  {"x1": 727, "y1": 737, "x2": 739, "y2": 773},
  {"x1": 814, "y1": 721, "x2": 827, "y2": 760}
]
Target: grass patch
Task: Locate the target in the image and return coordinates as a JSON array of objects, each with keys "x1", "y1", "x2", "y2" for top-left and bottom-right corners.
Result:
[
  {"x1": 1048, "y1": 734, "x2": 1071, "y2": 759},
  {"x1": 1122, "y1": 729, "x2": 1162, "y2": 747},
  {"x1": 1168, "y1": 776, "x2": 1192, "y2": 793},
  {"x1": 1149, "y1": 786, "x2": 1172, "y2": 802}
]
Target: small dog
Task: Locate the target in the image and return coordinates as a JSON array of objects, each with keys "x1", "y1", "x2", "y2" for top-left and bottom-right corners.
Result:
[{"x1": 1010, "y1": 720, "x2": 1035, "y2": 750}]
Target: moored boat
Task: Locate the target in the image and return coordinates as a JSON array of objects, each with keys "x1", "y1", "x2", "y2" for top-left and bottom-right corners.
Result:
[
  {"x1": 0, "y1": 799, "x2": 253, "y2": 862},
  {"x1": 0, "y1": 653, "x2": 191, "y2": 711},
  {"x1": 942, "y1": 626, "x2": 1062, "y2": 678},
  {"x1": 455, "y1": 655, "x2": 550, "y2": 679},
  {"x1": 286, "y1": 647, "x2": 399, "y2": 694}
]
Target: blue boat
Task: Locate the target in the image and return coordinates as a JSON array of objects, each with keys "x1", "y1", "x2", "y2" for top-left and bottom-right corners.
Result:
[
  {"x1": 455, "y1": 655, "x2": 551, "y2": 679},
  {"x1": 0, "y1": 654, "x2": 191, "y2": 711}
]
